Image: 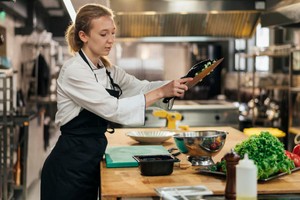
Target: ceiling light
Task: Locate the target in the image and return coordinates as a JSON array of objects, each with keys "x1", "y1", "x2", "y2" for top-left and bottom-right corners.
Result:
[{"x1": 63, "y1": 0, "x2": 76, "y2": 22}]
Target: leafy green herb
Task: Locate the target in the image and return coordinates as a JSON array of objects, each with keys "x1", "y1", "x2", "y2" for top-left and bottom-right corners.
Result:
[{"x1": 234, "y1": 131, "x2": 295, "y2": 179}]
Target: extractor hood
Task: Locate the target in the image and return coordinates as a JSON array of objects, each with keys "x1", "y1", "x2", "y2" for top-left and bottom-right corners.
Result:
[
  {"x1": 261, "y1": 0, "x2": 300, "y2": 28},
  {"x1": 114, "y1": 11, "x2": 260, "y2": 38},
  {"x1": 69, "y1": 0, "x2": 262, "y2": 39}
]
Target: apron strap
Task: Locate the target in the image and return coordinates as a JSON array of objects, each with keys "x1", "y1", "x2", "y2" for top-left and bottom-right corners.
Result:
[
  {"x1": 106, "y1": 70, "x2": 122, "y2": 97},
  {"x1": 79, "y1": 49, "x2": 122, "y2": 97},
  {"x1": 78, "y1": 49, "x2": 121, "y2": 134}
]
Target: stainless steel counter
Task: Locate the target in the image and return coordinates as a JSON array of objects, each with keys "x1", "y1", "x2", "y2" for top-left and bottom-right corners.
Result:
[{"x1": 142, "y1": 100, "x2": 239, "y2": 129}]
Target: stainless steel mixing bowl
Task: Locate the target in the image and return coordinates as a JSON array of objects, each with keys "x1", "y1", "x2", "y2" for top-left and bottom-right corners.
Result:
[{"x1": 173, "y1": 130, "x2": 227, "y2": 166}]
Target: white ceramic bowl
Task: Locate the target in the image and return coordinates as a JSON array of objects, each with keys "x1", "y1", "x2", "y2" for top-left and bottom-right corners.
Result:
[{"x1": 126, "y1": 131, "x2": 175, "y2": 143}]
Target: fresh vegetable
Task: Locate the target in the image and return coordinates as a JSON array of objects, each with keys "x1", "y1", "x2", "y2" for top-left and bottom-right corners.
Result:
[
  {"x1": 293, "y1": 144, "x2": 300, "y2": 156},
  {"x1": 285, "y1": 150, "x2": 300, "y2": 167},
  {"x1": 183, "y1": 59, "x2": 216, "y2": 78},
  {"x1": 162, "y1": 58, "x2": 216, "y2": 103},
  {"x1": 208, "y1": 132, "x2": 296, "y2": 179},
  {"x1": 234, "y1": 131, "x2": 295, "y2": 179},
  {"x1": 285, "y1": 150, "x2": 292, "y2": 159},
  {"x1": 209, "y1": 160, "x2": 226, "y2": 173},
  {"x1": 293, "y1": 154, "x2": 300, "y2": 167}
]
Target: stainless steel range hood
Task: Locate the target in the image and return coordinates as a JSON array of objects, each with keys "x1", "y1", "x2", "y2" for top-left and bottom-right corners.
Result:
[
  {"x1": 70, "y1": 0, "x2": 262, "y2": 39},
  {"x1": 114, "y1": 11, "x2": 260, "y2": 38},
  {"x1": 261, "y1": 0, "x2": 300, "y2": 28},
  {"x1": 111, "y1": 0, "x2": 261, "y2": 38}
]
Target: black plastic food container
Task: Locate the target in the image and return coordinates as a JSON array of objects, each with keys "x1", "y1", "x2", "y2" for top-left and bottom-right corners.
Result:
[{"x1": 133, "y1": 155, "x2": 179, "y2": 176}]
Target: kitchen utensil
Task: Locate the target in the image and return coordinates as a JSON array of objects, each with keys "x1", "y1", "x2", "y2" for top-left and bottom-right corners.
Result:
[
  {"x1": 173, "y1": 130, "x2": 227, "y2": 166},
  {"x1": 185, "y1": 58, "x2": 224, "y2": 89},
  {"x1": 133, "y1": 154, "x2": 179, "y2": 176},
  {"x1": 168, "y1": 147, "x2": 181, "y2": 156},
  {"x1": 126, "y1": 130, "x2": 175, "y2": 143},
  {"x1": 105, "y1": 145, "x2": 170, "y2": 168},
  {"x1": 152, "y1": 110, "x2": 182, "y2": 130},
  {"x1": 163, "y1": 57, "x2": 224, "y2": 103}
]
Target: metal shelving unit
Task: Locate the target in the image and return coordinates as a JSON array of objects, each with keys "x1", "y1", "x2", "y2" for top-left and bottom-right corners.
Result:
[
  {"x1": 0, "y1": 71, "x2": 15, "y2": 200},
  {"x1": 288, "y1": 49, "x2": 300, "y2": 150},
  {"x1": 238, "y1": 50, "x2": 290, "y2": 128}
]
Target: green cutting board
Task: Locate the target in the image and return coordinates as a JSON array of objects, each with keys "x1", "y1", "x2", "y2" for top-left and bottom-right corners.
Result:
[{"x1": 105, "y1": 145, "x2": 170, "y2": 168}]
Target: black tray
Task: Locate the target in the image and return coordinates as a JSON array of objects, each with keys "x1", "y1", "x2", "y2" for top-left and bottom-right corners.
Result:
[{"x1": 197, "y1": 167, "x2": 300, "y2": 182}]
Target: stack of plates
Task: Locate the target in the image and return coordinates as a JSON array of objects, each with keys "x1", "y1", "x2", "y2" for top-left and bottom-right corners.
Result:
[{"x1": 126, "y1": 131, "x2": 175, "y2": 143}]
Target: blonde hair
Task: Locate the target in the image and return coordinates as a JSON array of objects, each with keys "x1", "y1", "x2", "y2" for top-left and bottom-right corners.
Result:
[{"x1": 65, "y1": 4, "x2": 114, "y2": 67}]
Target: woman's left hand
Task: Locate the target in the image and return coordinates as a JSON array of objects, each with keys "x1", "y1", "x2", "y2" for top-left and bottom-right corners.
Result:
[
  {"x1": 162, "y1": 77, "x2": 193, "y2": 98},
  {"x1": 144, "y1": 77, "x2": 193, "y2": 107}
]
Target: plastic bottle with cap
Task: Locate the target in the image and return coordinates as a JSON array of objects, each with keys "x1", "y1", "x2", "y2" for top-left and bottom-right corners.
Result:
[{"x1": 236, "y1": 153, "x2": 257, "y2": 200}]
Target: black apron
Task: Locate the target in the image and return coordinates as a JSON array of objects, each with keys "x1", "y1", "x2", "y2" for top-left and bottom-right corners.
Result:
[{"x1": 41, "y1": 51, "x2": 121, "y2": 200}]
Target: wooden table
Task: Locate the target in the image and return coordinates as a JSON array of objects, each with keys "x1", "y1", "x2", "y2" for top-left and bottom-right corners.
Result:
[{"x1": 101, "y1": 127, "x2": 300, "y2": 199}]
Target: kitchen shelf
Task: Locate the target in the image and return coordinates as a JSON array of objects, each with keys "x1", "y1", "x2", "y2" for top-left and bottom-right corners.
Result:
[
  {"x1": 0, "y1": 73, "x2": 31, "y2": 200},
  {"x1": 290, "y1": 87, "x2": 300, "y2": 93},
  {"x1": 289, "y1": 127, "x2": 300, "y2": 135},
  {"x1": 244, "y1": 45, "x2": 292, "y2": 58},
  {"x1": 241, "y1": 52, "x2": 290, "y2": 58},
  {"x1": 237, "y1": 50, "x2": 290, "y2": 131},
  {"x1": 288, "y1": 49, "x2": 300, "y2": 151},
  {"x1": 0, "y1": 73, "x2": 15, "y2": 200},
  {"x1": 240, "y1": 85, "x2": 289, "y2": 90}
]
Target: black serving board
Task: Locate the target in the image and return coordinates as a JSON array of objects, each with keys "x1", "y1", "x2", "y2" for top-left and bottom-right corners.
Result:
[{"x1": 197, "y1": 167, "x2": 300, "y2": 182}]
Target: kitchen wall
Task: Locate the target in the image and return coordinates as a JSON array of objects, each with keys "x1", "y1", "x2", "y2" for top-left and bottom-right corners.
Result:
[
  {"x1": 0, "y1": 11, "x2": 68, "y2": 115},
  {"x1": 109, "y1": 42, "x2": 190, "y2": 81},
  {"x1": 108, "y1": 40, "x2": 235, "y2": 100}
]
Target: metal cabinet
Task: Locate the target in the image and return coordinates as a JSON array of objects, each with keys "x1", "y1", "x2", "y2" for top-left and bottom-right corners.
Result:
[{"x1": 124, "y1": 100, "x2": 239, "y2": 129}]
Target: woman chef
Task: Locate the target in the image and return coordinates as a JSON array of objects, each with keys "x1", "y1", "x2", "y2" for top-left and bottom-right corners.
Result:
[{"x1": 40, "y1": 3, "x2": 192, "y2": 200}]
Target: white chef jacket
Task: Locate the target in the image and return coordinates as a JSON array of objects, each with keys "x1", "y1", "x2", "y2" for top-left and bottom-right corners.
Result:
[{"x1": 55, "y1": 51, "x2": 170, "y2": 127}]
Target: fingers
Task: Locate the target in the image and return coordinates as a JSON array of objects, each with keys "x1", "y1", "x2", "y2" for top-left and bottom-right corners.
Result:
[
  {"x1": 177, "y1": 78, "x2": 192, "y2": 91},
  {"x1": 176, "y1": 88, "x2": 185, "y2": 95},
  {"x1": 163, "y1": 78, "x2": 193, "y2": 99},
  {"x1": 172, "y1": 78, "x2": 192, "y2": 97},
  {"x1": 180, "y1": 77, "x2": 193, "y2": 84}
]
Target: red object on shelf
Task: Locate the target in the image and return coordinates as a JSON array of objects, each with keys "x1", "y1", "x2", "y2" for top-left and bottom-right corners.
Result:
[{"x1": 293, "y1": 144, "x2": 300, "y2": 156}]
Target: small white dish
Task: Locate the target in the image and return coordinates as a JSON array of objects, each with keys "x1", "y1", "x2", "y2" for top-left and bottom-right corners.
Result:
[{"x1": 126, "y1": 131, "x2": 175, "y2": 143}]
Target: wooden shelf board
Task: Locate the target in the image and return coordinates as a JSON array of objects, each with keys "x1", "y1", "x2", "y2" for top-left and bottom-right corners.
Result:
[
  {"x1": 290, "y1": 87, "x2": 300, "y2": 92},
  {"x1": 289, "y1": 127, "x2": 300, "y2": 135}
]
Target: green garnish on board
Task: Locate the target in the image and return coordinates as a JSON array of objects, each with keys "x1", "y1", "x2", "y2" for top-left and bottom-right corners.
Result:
[{"x1": 194, "y1": 60, "x2": 216, "y2": 76}]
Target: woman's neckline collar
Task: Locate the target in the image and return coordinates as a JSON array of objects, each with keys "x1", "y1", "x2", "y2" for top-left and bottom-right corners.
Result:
[{"x1": 80, "y1": 49, "x2": 104, "y2": 69}]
